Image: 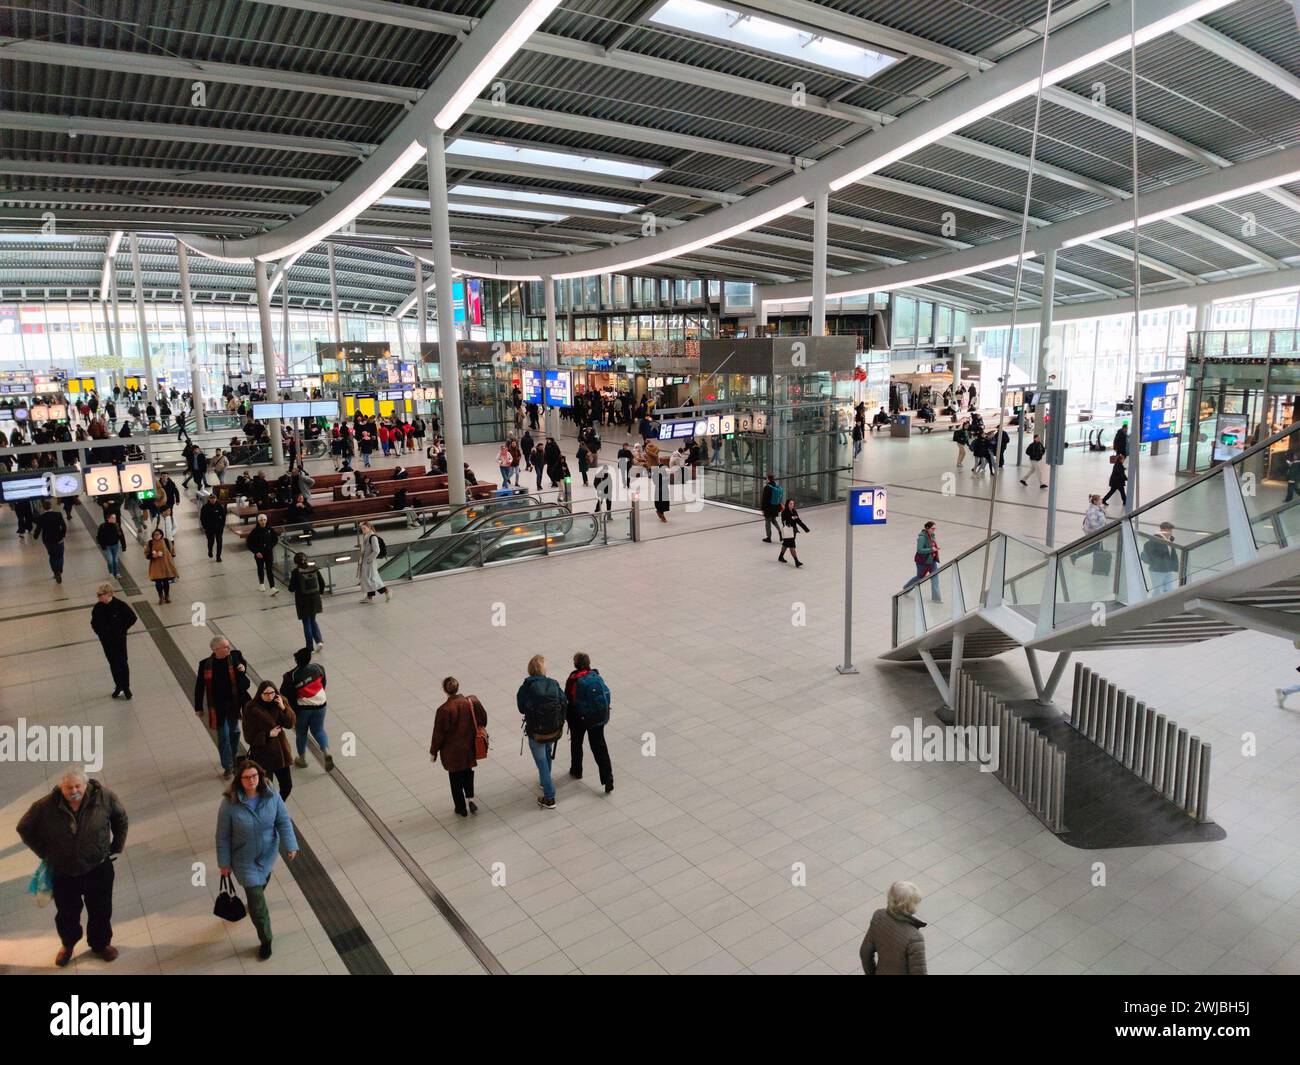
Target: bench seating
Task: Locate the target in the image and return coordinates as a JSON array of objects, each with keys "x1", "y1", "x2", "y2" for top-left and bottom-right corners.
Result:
[
  {"x1": 330, "y1": 473, "x2": 447, "y2": 501},
  {"x1": 233, "y1": 481, "x2": 497, "y2": 536},
  {"x1": 308, "y1": 465, "x2": 426, "y2": 491}
]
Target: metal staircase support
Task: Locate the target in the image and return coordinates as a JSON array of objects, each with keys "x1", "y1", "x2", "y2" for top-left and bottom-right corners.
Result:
[
  {"x1": 1185, "y1": 598, "x2": 1300, "y2": 642},
  {"x1": 1221, "y1": 464, "x2": 1259, "y2": 567}
]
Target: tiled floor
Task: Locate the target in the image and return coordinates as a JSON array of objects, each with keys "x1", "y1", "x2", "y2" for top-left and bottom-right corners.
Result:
[{"x1": 2, "y1": 426, "x2": 1298, "y2": 975}]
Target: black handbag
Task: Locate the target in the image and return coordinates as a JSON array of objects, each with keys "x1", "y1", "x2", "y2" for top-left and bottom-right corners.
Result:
[{"x1": 213, "y1": 874, "x2": 247, "y2": 923}]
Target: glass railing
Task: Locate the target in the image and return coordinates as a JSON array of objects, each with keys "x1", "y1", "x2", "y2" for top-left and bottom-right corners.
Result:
[{"x1": 891, "y1": 418, "x2": 1300, "y2": 649}]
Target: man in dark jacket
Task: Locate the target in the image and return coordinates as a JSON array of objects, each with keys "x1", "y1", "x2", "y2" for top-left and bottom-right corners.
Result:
[
  {"x1": 193, "y1": 635, "x2": 252, "y2": 777},
  {"x1": 200, "y1": 496, "x2": 227, "y2": 561},
  {"x1": 1112, "y1": 422, "x2": 1129, "y2": 459},
  {"x1": 156, "y1": 472, "x2": 181, "y2": 512},
  {"x1": 91, "y1": 584, "x2": 136, "y2": 699},
  {"x1": 760, "y1": 473, "x2": 783, "y2": 543},
  {"x1": 544, "y1": 436, "x2": 563, "y2": 487},
  {"x1": 564, "y1": 652, "x2": 613, "y2": 793},
  {"x1": 18, "y1": 771, "x2": 128, "y2": 966},
  {"x1": 35, "y1": 499, "x2": 67, "y2": 583}
]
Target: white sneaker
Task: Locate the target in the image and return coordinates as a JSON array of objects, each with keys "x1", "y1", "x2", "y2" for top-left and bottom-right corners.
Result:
[
  {"x1": 257, "y1": 583, "x2": 266, "y2": 592},
  {"x1": 1278, "y1": 688, "x2": 1288, "y2": 708},
  {"x1": 269, "y1": 587, "x2": 279, "y2": 597},
  {"x1": 315, "y1": 642, "x2": 324, "y2": 652}
]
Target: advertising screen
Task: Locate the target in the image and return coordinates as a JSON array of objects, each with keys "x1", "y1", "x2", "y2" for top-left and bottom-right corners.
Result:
[
  {"x1": 84, "y1": 465, "x2": 122, "y2": 497},
  {"x1": 1212, "y1": 417, "x2": 1249, "y2": 462},
  {"x1": 544, "y1": 369, "x2": 572, "y2": 407},
  {"x1": 281, "y1": 401, "x2": 313, "y2": 418},
  {"x1": 453, "y1": 280, "x2": 483, "y2": 326},
  {"x1": 120, "y1": 463, "x2": 153, "y2": 494},
  {"x1": 1139, "y1": 378, "x2": 1183, "y2": 444},
  {"x1": 523, "y1": 369, "x2": 544, "y2": 405},
  {"x1": 252, "y1": 402, "x2": 280, "y2": 419},
  {"x1": 0, "y1": 474, "x2": 50, "y2": 501}
]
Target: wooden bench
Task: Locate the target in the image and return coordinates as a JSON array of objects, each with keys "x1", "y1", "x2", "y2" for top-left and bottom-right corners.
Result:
[
  {"x1": 234, "y1": 481, "x2": 497, "y2": 535},
  {"x1": 309, "y1": 465, "x2": 426, "y2": 490},
  {"x1": 330, "y1": 473, "x2": 447, "y2": 501}
]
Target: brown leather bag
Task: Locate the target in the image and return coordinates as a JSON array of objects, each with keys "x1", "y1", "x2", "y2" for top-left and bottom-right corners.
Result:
[{"x1": 467, "y1": 695, "x2": 489, "y2": 760}]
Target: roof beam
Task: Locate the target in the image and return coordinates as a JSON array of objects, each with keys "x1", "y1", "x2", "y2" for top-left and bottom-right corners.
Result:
[
  {"x1": 1174, "y1": 21, "x2": 1300, "y2": 104},
  {"x1": 0, "y1": 189, "x2": 308, "y2": 216},
  {"x1": 1165, "y1": 216, "x2": 1285, "y2": 271},
  {"x1": 0, "y1": 111, "x2": 371, "y2": 157},
  {"x1": 0, "y1": 160, "x2": 337, "y2": 194},
  {"x1": 0, "y1": 38, "x2": 420, "y2": 104}
]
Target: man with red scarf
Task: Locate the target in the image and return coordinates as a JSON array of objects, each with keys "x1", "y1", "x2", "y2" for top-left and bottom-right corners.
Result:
[{"x1": 193, "y1": 636, "x2": 252, "y2": 778}]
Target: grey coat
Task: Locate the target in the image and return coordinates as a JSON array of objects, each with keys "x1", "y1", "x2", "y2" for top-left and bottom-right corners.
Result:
[{"x1": 860, "y1": 908, "x2": 927, "y2": 975}]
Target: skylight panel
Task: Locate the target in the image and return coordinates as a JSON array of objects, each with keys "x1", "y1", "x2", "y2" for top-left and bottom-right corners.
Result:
[
  {"x1": 447, "y1": 138, "x2": 663, "y2": 181},
  {"x1": 451, "y1": 184, "x2": 636, "y2": 214}
]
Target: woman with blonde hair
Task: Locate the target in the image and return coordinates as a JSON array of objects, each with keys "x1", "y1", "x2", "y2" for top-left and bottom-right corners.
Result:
[
  {"x1": 516, "y1": 655, "x2": 566, "y2": 810},
  {"x1": 860, "y1": 881, "x2": 927, "y2": 975}
]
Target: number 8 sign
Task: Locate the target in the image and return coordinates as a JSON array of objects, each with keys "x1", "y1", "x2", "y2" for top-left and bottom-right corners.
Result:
[{"x1": 84, "y1": 465, "x2": 121, "y2": 496}]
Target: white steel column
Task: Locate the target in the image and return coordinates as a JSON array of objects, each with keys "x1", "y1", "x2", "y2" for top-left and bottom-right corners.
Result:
[
  {"x1": 327, "y1": 244, "x2": 342, "y2": 348},
  {"x1": 254, "y1": 262, "x2": 286, "y2": 470},
  {"x1": 281, "y1": 262, "x2": 290, "y2": 375},
  {"x1": 415, "y1": 258, "x2": 427, "y2": 347},
  {"x1": 543, "y1": 275, "x2": 561, "y2": 439},
  {"x1": 109, "y1": 260, "x2": 124, "y2": 382},
  {"x1": 1036, "y1": 247, "x2": 1057, "y2": 388},
  {"x1": 176, "y1": 241, "x2": 206, "y2": 433},
  {"x1": 395, "y1": 315, "x2": 406, "y2": 358},
  {"x1": 100, "y1": 299, "x2": 117, "y2": 390},
  {"x1": 426, "y1": 128, "x2": 467, "y2": 506},
  {"x1": 128, "y1": 233, "x2": 156, "y2": 403},
  {"x1": 811, "y1": 192, "x2": 828, "y2": 337}
]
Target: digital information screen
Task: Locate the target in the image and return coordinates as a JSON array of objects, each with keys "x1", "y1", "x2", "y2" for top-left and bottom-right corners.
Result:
[
  {"x1": 13, "y1": 408, "x2": 29, "y2": 421},
  {"x1": 523, "y1": 369, "x2": 543, "y2": 406},
  {"x1": 251, "y1": 402, "x2": 280, "y2": 419},
  {"x1": 1213, "y1": 417, "x2": 1249, "y2": 463},
  {"x1": 0, "y1": 474, "x2": 51, "y2": 502},
  {"x1": 544, "y1": 369, "x2": 572, "y2": 407},
  {"x1": 309, "y1": 400, "x2": 339, "y2": 417},
  {"x1": 0, "y1": 410, "x2": 12, "y2": 421},
  {"x1": 1139, "y1": 377, "x2": 1183, "y2": 444},
  {"x1": 280, "y1": 401, "x2": 313, "y2": 418}
]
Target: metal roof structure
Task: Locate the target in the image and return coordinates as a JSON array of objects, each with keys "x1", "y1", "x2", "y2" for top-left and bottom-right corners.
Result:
[{"x1": 2, "y1": 0, "x2": 1299, "y2": 317}]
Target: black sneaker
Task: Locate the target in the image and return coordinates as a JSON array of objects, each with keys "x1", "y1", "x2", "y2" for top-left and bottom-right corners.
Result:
[
  {"x1": 1019, "y1": 479, "x2": 1027, "y2": 486},
  {"x1": 762, "y1": 537, "x2": 772, "y2": 543},
  {"x1": 111, "y1": 689, "x2": 121, "y2": 699},
  {"x1": 604, "y1": 783, "x2": 614, "y2": 794},
  {"x1": 258, "y1": 941, "x2": 272, "y2": 960},
  {"x1": 537, "y1": 796, "x2": 556, "y2": 810},
  {"x1": 123, "y1": 689, "x2": 132, "y2": 700},
  {"x1": 568, "y1": 769, "x2": 582, "y2": 779},
  {"x1": 468, "y1": 801, "x2": 478, "y2": 814},
  {"x1": 455, "y1": 808, "x2": 468, "y2": 818}
]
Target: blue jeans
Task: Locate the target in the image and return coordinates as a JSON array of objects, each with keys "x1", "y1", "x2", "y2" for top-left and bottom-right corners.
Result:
[
  {"x1": 302, "y1": 616, "x2": 322, "y2": 647},
  {"x1": 500, "y1": 466, "x2": 512, "y2": 488},
  {"x1": 295, "y1": 705, "x2": 329, "y2": 755},
  {"x1": 528, "y1": 735, "x2": 555, "y2": 801},
  {"x1": 853, "y1": 439, "x2": 863, "y2": 458},
  {"x1": 362, "y1": 451, "x2": 371, "y2": 467},
  {"x1": 904, "y1": 560, "x2": 942, "y2": 601},
  {"x1": 102, "y1": 543, "x2": 121, "y2": 576},
  {"x1": 215, "y1": 717, "x2": 241, "y2": 771}
]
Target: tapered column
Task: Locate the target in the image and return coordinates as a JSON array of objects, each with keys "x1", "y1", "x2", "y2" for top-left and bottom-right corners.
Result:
[
  {"x1": 254, "y1": 261, "x2": 286, "y2": 469},
  {"x1": 426, "y1": 128, "x2": 467, "y2": 505},
  {"x1": 811, "y1": 192, "x2": 828, "y2": 337},
  {"x1": 543, "y1": 275, "x2": 561, "y2": 439},
  {"x1": 327, "y1": 244, "x2": 342, "y2": 347},
  {"x1": 109, "y1": 260, "x2": 124, "y2": 383},
  {"x1": 415, "y1": 258, "x2": 427, "y2": 346},
  {"x1": 281, "y1": 261, "x2": 291, "y2": 375},
  {"x1": 176, "y1": 242, "x2": 206, "y2": 433},
  {"x1": 128, "y1": 233, "x2": 156, "y2": 402}
]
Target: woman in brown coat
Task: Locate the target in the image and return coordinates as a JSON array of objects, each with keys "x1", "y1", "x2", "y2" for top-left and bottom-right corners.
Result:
[
  {"x1": 144, "y1": 528, "x2": 178, "y2": 603},
  {"x1": 429, "y1": 677, "x2": 487, "y2": 818},
  {"x1": 243, "y1": 681, "x2": 297, "y2": 801}
]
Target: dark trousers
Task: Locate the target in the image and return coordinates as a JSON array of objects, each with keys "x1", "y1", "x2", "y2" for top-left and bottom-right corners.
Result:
[
  {"x1": 46, "y1": 541, "x2": 65, "y2": 576},
  {"x1": 101, "y1": 637, "x2": 129, "y2": 691},
  {"x1": 567, "y1": 715, "x2": 613, "y2": 787},
  {"x1": 447, "y1": 768, "x2": 475, "y2": 815},
  {"x1": 255, "y1": 556, "x2": 275, "y2": 587},
  {"x1": 206, "y1": 529, "x2": 224, "y2": 560},
  {"x1": 51, "y1": 858, "x2": 115, "y2": 951},
  {"x1": 1103, "y1": 485, "x2": 1127, "y2": 506},
  {"x1": 270, "y1": 765, "x2": 293, "y2": 802}
]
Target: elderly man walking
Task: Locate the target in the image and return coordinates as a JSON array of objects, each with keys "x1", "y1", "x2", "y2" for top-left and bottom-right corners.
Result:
[{"x1": 18, "y1": 770, "x2": 129, "y2": 967}]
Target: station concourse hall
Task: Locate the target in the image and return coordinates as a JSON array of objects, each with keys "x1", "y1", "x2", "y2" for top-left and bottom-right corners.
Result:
[{"x1": 2, "y1": 0, "x2": 1300, "y2": 1011}]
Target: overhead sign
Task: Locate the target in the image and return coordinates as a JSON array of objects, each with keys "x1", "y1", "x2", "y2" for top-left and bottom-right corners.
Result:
[
  {"x1": 850, "y1": 486, "x2": 887, "y2": 526},
  {"x1": 522, "y1": 368, "x2": 543, "y2": 405},
  {"x1": 543, "y1": 369, "x2": 572, "y2": 407}
]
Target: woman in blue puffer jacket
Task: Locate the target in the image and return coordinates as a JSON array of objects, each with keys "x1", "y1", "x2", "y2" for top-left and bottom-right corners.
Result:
[{"x1": 216, "y1": 759, "x2": 298, "y2": 959}]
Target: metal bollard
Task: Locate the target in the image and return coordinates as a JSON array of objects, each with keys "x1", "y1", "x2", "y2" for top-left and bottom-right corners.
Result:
[
  {"x1": 1017, "y1": 721, "x2": 1030, "y2": 797},
  {"x1": 1053, "y1": 749, "x2": 1066, "y2": 831},
  {"x1": 1142, "y1": 707, "x2": 1157, "y2": 784},
  {"x1": 1162, "y1": 720, "x2": 1178, "y2": 800},
  {"x1": 1034, "y1": 734, "x2": 1047, "y2": 815},
  {"x1": 1088, "y1": 673, "x2": 1103, "y2": 741},
  {"x1": 1173, "y1": 728, "x2": 1188, "y2": 807},
  {"x1": 998, "y1": 708, "x2": 1010, "y2": 782},
  {"x1": 1184, "y1": 736, "x2": 1201, "y2": 816},
  {"x1": 1044, "y1": 746, "x2": 1056, "y2": 824},
  {"x1": 1152, "y1": 713, "x2": 1167, "y2": 788},
  {"x1": 1133, "y1": 702, "x2": 1147, "y2": 775},
  {"x1": 1119, "y1": 695, "x2": 1134, "y2": 767},
  {"x1": 1195, "y1": 744, "x2": 1211, "y2": 822},
  {"x1": 1072, "y1": 664, "x2": 1086, "y2": 725},
  {"x1": 1104, "y1": 685, "x2": 1118, "y2": 754}
]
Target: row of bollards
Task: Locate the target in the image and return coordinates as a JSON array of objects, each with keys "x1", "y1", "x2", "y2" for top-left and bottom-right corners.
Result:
[
  {"x1": 1070, "y1": 664, "x2": 1212, "y2": 823},
  {"x1": 954, "y1": 673, "x2": 1066, "y2": 834}
]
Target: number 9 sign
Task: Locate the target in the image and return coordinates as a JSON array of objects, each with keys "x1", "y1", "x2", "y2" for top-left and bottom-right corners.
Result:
[
  {"x1": 121, "y1": 462, "x2": 153, "y2": 493},
  {"x1": 84, "y1": 465, "x2": 121, "y2": 496}
]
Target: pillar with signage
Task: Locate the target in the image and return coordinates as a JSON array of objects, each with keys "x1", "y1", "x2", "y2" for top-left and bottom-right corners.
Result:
[{"x1": 839, "y1": 485, "x2": 887, "y2": 675}]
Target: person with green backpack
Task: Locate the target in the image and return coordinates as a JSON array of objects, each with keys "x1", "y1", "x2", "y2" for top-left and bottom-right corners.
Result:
[
  {"x1": 564, "y1": 651, "x2": 614, "y2": 794},
  {"x1": 517, "y1": 655, "x2": 566, "y2": 810}
]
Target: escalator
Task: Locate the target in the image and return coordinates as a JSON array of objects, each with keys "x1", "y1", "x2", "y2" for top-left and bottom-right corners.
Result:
[{"x1": 379, "y1": 501, "x2": 581, "y2": 578}]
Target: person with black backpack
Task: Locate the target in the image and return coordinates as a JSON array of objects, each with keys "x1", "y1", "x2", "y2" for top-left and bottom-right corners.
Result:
[
  {"x1": 357, "y1": 520, "x2": 390, "y2": 604},
  {"x1": 564, "y1": 652, "x2": 613, "y2": 794},
  {"x1": 516, "y1": 655, "x2": 566, "y2": 810}
]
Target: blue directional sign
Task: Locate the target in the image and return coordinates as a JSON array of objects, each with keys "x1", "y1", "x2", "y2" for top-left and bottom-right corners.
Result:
[
  {"x1": 850, "y1": 486, "x2": 887, "y2": 526},
  {"x1": 522, "y1": 368, "x2": 543, "y2": 405}
]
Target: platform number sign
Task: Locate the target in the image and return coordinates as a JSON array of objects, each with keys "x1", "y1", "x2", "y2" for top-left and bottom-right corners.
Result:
[
  {"x1": 121, "y1": 462, "x2": 153, "y2": 494},
  {"x1": 84, "y1": 465, "x2": 122, "y2": 496},
  {"x1": 850, "y1": 486, "x2": 887, "y2": 526}
]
